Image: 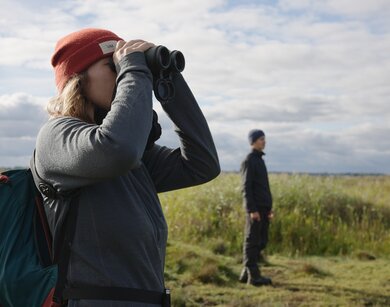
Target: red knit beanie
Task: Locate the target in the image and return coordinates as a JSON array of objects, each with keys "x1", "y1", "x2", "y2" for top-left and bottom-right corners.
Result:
[{"x1": 51, "y1": 28, "x2": 123, "y2": 91}]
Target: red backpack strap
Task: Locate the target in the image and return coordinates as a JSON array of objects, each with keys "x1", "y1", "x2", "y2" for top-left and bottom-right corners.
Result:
[
  {"x1": 0, "y1": 174, "x2": 10, "y2": 183},
  {"x1": 30, "y1": 151, "x2": 79, "y2": 305},
  {"x1": 42, "y1": 288, "x2": 63, "y2": 307}
]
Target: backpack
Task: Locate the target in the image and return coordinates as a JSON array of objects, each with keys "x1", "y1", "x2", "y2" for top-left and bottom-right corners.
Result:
[
  {"x1": 0, "y1": 165, "x2": 170, "y2": 307},
  {"x1": 0, "y1": 169, "x2": 59, "y2": 307}
]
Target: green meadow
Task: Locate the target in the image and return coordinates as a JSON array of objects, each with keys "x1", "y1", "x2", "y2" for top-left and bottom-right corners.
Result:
[
  {"x1": 159, "y1": 173, "x2": 390, "y2": 306},
  {"x1": 2, "y1": 168, "x2": 389, "y2": 305}
]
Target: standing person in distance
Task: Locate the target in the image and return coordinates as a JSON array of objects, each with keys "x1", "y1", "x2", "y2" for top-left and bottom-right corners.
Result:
[
  {"x1": 34, "y1": 28, "x2": 220, "y2": 306},
  {"x1": 239, "y1": 129, "x2": 273, "y2": 286}
]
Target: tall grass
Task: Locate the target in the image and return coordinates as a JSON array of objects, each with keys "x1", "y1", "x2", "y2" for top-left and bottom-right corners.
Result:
[{"x1": 159, "y1": 173, "x2": 390, "y2": 257}]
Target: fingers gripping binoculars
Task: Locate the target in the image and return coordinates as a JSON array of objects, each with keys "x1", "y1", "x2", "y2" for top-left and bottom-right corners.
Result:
[{"x1": 144, "y1": 46, "x2": 185, "y2": 104}]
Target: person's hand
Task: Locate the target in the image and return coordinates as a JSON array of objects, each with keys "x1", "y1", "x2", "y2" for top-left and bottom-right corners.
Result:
[
  {"x1": 113, "y1": 39, "x2": 155, "y2": 64},
  {"x1": 268, "y1": 210, "x2": 274, "y2": 220},
  {"x1": 250, "y1": 211, "x2": 261, "y2": 222}
]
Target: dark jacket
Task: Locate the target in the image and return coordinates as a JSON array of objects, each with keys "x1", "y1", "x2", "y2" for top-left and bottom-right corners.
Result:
[
  {"x1": 240, "y1": 149, "x2": 272, "y2": 213},
  {"x1": 35, "y1": 52, "x2": 220, "y2": 306}
]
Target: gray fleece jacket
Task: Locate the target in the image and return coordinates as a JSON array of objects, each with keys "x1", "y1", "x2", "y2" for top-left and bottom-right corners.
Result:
[{"x1": 35, "y1": 52, "x2": 220, "y2": 306}]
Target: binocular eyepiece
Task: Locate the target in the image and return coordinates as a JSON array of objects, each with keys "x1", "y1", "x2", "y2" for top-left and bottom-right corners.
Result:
[{"x1": 144, "y1": 46, "x2": 185, "y2": 103}]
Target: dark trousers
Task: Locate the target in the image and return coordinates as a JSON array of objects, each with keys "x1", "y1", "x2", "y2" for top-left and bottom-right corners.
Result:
[{"x1": 243, "y1": 210, "x2": 270, "y2": 269}]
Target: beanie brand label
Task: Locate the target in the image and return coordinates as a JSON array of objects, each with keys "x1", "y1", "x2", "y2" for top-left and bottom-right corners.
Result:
[{"x1": 99, "y1": 40, "x2": 118, "y2": 54}]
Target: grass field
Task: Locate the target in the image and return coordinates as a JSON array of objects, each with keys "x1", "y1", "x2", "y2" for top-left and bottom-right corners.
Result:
[
  {"x1": 160, "y1": 173, "x2": 390, "y2": 306},
  {"x1": 165, "y1": 241, "x2": 390, "y2": 306},
  {"x1": 2, "y1": 168, "x2": 389, "y2": 305}
]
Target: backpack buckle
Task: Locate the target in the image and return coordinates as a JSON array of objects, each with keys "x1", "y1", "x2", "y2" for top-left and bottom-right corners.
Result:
[{"x1": 38, "y1": 183, "x2": 57, "y2": 199}]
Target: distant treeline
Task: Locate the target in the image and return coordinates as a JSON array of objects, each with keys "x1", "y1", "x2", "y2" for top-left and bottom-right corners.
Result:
[
  {"x1": 217, "y1": 170, "x2": 388, "y2": 177},
  {"x1": 0, "y1": 167, "x2": 26, "y2": 173},
  {"x1": 1, "y1": 168, "x2": 388, "y2": 177}
]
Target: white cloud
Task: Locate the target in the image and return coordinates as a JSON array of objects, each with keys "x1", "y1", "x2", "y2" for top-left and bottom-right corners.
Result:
[
  {"x1": 0, "y1": 0, "x2": 389, "y2": 173},
  {"x1": 0, "y1": 94, "x2": 48, "y2": 164},
  {"x1": 279, "y1": 0, "x2": 390, "y2": 19}
]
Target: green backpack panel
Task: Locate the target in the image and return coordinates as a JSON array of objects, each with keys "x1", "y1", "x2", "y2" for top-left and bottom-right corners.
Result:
[{"x1": 0, "y1": 169, "x2": 57, "y2": 307}]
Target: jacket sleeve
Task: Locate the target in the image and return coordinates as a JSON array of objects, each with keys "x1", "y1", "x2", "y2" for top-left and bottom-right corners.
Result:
[
  {"x1": 142, "y1": 73, "x2": 220, "y2": 193},
  {"x1": 241, "y1": 157, "x2": 257, "y2": 213},
  {"x1": 35, "y1": 52, "x2": 153, "y2": 191}
]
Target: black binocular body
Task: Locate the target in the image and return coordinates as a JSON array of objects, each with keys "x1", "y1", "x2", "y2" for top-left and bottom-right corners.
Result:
[{"x1": 144, "y1": 46, "x2": 185, "y2": 103}]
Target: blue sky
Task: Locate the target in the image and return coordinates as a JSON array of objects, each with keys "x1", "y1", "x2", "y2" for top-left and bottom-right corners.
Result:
[{"x1": 1, "y1": 0, "x2": 390, "y2": 173}]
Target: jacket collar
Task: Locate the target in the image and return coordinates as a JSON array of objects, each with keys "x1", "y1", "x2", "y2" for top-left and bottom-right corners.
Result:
[{"x1": 252, "y1": 148, "x2": 265, "y2": 156}]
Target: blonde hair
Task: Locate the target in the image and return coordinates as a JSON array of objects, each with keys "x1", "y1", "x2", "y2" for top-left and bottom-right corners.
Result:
[{"x1": 47, "y1": 73, "x2": 94, "y2": 123}]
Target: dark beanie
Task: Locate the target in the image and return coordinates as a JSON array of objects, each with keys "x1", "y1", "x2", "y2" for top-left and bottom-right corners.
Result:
[{"x1": 248, "y1": 129, "x2": 265, "y2": 145}]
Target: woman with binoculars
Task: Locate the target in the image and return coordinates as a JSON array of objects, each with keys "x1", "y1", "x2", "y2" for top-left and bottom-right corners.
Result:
[{"x1": 33, "y1": 28, "x2": 220, "y2": 306}]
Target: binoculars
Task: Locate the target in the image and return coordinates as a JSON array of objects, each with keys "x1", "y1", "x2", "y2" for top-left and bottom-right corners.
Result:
[{"x1": 145, "y1": 46, "x2": 185, "y2": 103}]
